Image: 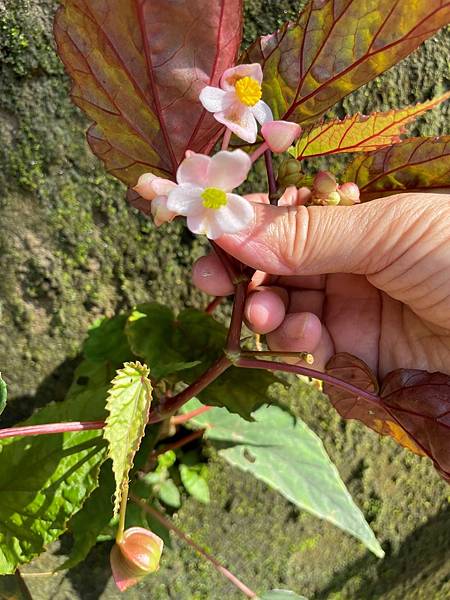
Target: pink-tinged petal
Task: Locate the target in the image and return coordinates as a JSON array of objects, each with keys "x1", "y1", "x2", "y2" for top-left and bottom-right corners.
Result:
[
  {"x1": 207, "y1": 150, "x2": 252, "y2": 191},
  {"x1": 261, "y1": 120, "x2": 302, "y2": 153},
  {"x1": 215, "y1": 107, "x2": 258, "y2": 143},
  {"x1": 187, "y1": 212, "x2": 224, "y2": 239},
  {"x1": 151, "y1": 178, "x2": 177, "y2": 196},
  {"x1": 220, "y1": 63, "x2": 264, "y2": 90},
  {"x1": 166, "y1": 185, "x2": 203, "y2": 216},
  {"x1": 338, "y1": 182, "x2": 360, "y2": 205},
  {"x1": 133, "y1": 173, "x2": 157, "y2": 200},
  {"x1": 111, "y1": 544, "x2": 140, "y2": 592},
  {"x1": 176, "y1": 153, "x2": 211, "y2": 187},
  {"x1": 151, "y1": 196, "x2": 178, "y2": 226},
  {"x1": 251, "y1": 100, "x2": 273, "y2": 125},
  {"x1": 199, "y1": 86, "x2": 227, "y2": 112},
  {"x1": 214, "y1": 193, "x2": 254, "y2": 234}
]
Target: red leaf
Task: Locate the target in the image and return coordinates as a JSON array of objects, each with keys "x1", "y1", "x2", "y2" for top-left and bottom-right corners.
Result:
[
  {"x1": 54, "y1": 0, "x2": 243, "y2": 185},
  {"x1": 244, "y1": 1, "x2": 450, "y2": 124},
  {"x1": 344, "y1": 136, "x2": 450, "y2": 200}
]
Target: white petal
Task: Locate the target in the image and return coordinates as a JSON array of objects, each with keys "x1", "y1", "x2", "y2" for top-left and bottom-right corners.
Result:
[
  {"x1": 215, "y1": 107, "x2": 258, "y2": 143},
  {"x1": 166, "y1": 185, "x2": 204, "y2": 216},
  {"x1": 199, "y1": 86, "x2": 227, "y2": 112},
  {"x1": 214, "y1": 193, "x2": 254, "y2": 234},
  {"x1": 176, "y1": 153, "x2": 210, "y2": 187},
  {"x1": 251, "y1": 100, "x2": 273, "y2": 125},
  {"x1": 207, "y1": 150, "x2": 252, "y2": 192},
  {"x1": 220, "y1": 64, "x2": 264, "y2": 90},
  {"x1": 187, "y1": 212, "x2": 224, "y2": 239}
]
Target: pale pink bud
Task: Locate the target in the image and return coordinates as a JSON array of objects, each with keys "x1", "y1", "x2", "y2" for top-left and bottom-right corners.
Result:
[
  {"x1": 313, "y1": 171, "x2": 337, "y2": 197},
  {"x1": 133, "y1": 173, "x2": 176, "y2": 201},
  {"x1": 110, "y1": 527, "x2": 163, "y2": 592},
  {"x1": 261, "y1": 120, "x2": 302, "y2": 153},
  {"x1": 338, "y1": 182, "x2": 360, "y2": 205},
  {"x1": 151, "y1": 196, "x2": 177, "y2": 227}
]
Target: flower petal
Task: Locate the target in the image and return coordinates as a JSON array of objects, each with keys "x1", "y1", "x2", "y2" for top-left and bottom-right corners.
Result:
[
  {"x1": 261, "y1": 120, "x2": 302, "y2": 153},
  {"x1": 166, "y1": 185, "x2": 203, "y2": 216},
  {"x1": 199, "y1": 86, "x2": 227, "y2": 112},
  {"x1": 207, "y1": 150, "x2": 252, "y2": 192},
  {"x1": 187, "y1": 212, "x2": 224, "y2": 239},
  {"x1": 215, "y1": 193, "x2": 254, "y2": 234},
  {"x1": 215, "y1": 106, "x2": 258, "y2": 143},
  {"x1": 251, "y1": 100, "x2": 273, "y2": 125},
  {"x1": 220, "y1": 63, "x2": 264, "y2": 90},
  {"x1": 151, "y1": 196, "x2": 178, "y2": 226},
  {"x1": 176, "y1": 152, "x2": 211, "y2": 187},
  {"x1": 152, "y1": 178, "x2": 177, "y2": 196}
]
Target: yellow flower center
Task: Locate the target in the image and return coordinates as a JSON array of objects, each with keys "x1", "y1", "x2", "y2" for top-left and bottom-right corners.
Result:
[
  {"x1": 201, "y1": 187, "x2": 227, "y2": 210},
  {"x1": 234, "y1": 76, "x2": 262, "y2": 107}
]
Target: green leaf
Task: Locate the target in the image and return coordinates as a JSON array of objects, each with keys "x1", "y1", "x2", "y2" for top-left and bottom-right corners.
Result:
[
  {"x1": 183, "y1": 400, "x2": 384, "y2": 558},
  {"x1": 0, "y1": 374, "x2": 7, "y2": 417},
  {"x1": 0, "y1": 390, "x2": 107, "y2": 574},
  {"x1": 179, "y1": 464, "x2": 210, "y2": 504},
  {"x1": 344, "y1": 136, "x2": 450, "y2": 200},
  {"x1": 244, "y1": 1, "x2": 450, "y2": 124},
  {"x1": 291, "y1": 94, "x2": 450, "y2": 159},
  {"x1": 259, "y1": 591, "x2": 308, "y2": 600},
  {"x1": 126, "y1": 304, "x2": 279, "y2": 419},
  {"x1": 59, "y1": 465, "x2": 115, "y2": 571},
  {"x1": 84, "y1": 314, "x2": 133, "y2": 365},
  {"x1": 104, "y1": 362, "x2": 153, "y2": 516},
  {"x1": 158, "y1": 479, "x2": 181, "y2": 508},
  {"x1": 0, "y1": 573, "x2": 33, "y2": 599}
]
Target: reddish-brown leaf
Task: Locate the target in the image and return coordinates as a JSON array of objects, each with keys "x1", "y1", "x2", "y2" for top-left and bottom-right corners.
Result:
[
  {"x1": 344, "y1": 136, "x2": 450, "y2": 200},
  {"x1": 54, "y1": 0, "x2": 243, "y2": 185},
  {"x1": 291, "y1": 93, "x2": 450, "y2": 159},
  {"x1": 244, "y1": 1, "x2": 450, "y2": 124}
]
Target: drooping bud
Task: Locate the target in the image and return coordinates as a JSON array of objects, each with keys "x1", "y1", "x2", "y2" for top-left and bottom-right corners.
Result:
[
  {"x1": 133, "y1": 173, "x2": 176, "y2": 201},
  {"x1": 312, "y1": 171, "x2": 337, "y2": 197},
  {"x1": 261, "y1": 120, "x2": 302, "y2": 153},
  {"x1": 337, "y1": 182, "x2": 360, "y2": 205},
  {"x1": 277, "y1": 158, "x2": 304, "y2": 189},
  {"x1": 151, "y1": 196, "x2": 177, "y2": 227},
  {"x1": 110, "y1": 527, "x2": 164, "y2": 592}
]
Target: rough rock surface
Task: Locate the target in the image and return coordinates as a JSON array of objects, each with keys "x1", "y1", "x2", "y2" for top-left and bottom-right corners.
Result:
[{"x1": 0, "y1": 1, "x2": 449, "y2": 598}]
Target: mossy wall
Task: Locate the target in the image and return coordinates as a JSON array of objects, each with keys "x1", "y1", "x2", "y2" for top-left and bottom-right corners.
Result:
[{"x1": 0, "y1": 1, "x2": 449, "y2": 598}]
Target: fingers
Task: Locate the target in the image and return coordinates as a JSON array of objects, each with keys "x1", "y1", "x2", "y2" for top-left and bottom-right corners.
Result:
[
  {"x1": 244, "y1": 288, "x2": 288, "y2": 334},
  {"x1": 266, "y1": 312, "x2": 322, "y2": 355},
  {"x1": 192, "y1": 253, "x2": 234, "y2": 296}
]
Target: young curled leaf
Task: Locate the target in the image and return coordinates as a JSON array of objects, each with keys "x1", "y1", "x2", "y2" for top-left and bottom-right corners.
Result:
[
  {"x1": 104, "y1": 362, "x2": 153, "y2": 516},
  {"x1": 324, "y1": 354, "x2": 450, "y2": 481},
  {"x1": 291, "y1": 93, "x2": 450, "y2": 159},
  {"x1": 243, "y1": 1, "x2": 450, "y2": 124},
  {"x1": 345, "y1": 136, "x2": 450, "y2": 200},
  {"x1": 54, "y1": 0, "x2": 243, "y2": 185}
]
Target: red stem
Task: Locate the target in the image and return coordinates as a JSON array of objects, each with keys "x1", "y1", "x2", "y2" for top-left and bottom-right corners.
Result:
[
  {"x1": 226, "y1": 280, "x2": 247, "y2": 353},
  {"x1": 130, "y1": 495, "x2": 257, "y2": 598},
  {"x1": 171, "y1": 404, "x2": 212, "y2": 425},
  {"x1": 0, "y1": 420, "x2": 105, "y2": 440},
  {"x1": 151, "y1": 428, "x2": 205, "y2": 458},
  {"x1": 205, "y1": 296, "x2": 224, "y2": 314},
  {"x1": 237, "y1": 357, "x2": 381, "y2": 406},
  {"x1": 264, "y1": 149, "x2": 278, "y2": 204}
]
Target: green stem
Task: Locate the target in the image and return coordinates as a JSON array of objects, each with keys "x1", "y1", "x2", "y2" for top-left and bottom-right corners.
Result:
[
  {"x1": 116, "y1": 480, "x2": 129, "y2": 544},
  {"x1": 130, "y1": 495, "x2": 257, "y2": 598}
]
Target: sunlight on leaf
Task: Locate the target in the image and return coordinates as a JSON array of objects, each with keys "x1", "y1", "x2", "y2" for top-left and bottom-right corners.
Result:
[
  {"x1": 104, "y1": 362, "x2": 153, "y2": 516},
  {"x1": 0, "y1": 374, "x2": 6, "y2": 417},
  {"x1": 291, "y1": 93, "x2": 450, "y2": 159},
  {"x1": 259, "y1": 591, "x2": 308, "y2": 600}
]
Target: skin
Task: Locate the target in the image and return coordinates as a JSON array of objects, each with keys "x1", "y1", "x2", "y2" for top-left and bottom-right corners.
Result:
[{"x1": 192, "y1": 191, "x2": 450, "y2": 377}]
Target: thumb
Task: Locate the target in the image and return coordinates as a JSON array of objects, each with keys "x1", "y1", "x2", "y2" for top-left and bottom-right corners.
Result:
[{"x1": 217, "y1": 193, "x2": 434, "y2": 276}]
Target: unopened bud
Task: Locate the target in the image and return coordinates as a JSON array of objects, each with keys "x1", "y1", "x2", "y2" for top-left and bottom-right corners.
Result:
[
  {"x1": 110, "y1": 527, "x2": 163, "y2": 592},
  {"x1": 337, "y1": 182, "x2": 360, "y2": 205},
  {"x1": 151, "y1": 196, "x2": 177, "y2": 227},
  {"x1": 313, "y1": 171, "x2": 337, "y2": 197},
  {"x1": 277, "y1": 158, "x2": 304, "y2": 189},
  {"x1": 327, "y1": 191, "x2": 341, "y2": 206},
  {"x1": 133, "y1": 173, "x2": 176, "y2": 201},
  {"x1": 261, "y1": 120, "x2": 302, "y2": 153}
]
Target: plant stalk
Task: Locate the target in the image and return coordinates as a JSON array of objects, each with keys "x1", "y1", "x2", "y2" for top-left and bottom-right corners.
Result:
[
  {"x1": 171, "y1": 404, "x2": 212, "y2": 425},
  {"x1": 0, "y1": 420, "x2": 105, "y2": 440},
  {"x1": 221, "y1": 128, "x2": 232, "y2": 150},
  {"x1": 250, "y1": 141, "x2": 269, "y2": 163},
  {"x1": 151, "y1": 428, "x2": 205, "y2": 458},
  {"x1": 116, "y1": 480, "x2": 129, "y2": 544},
  {"x1": 237, "y1": 357, "x2": 381, "y2": 405},
  {"x1": 130, "y1": 495, "x2": 257, "y2": 598},
  {"x1": 226, "y1": 280, "x2": 247, "y2": 353},
  {"x1": 264, "y1": 150, "x2": 278, "y2": 204},
  {"x1": 205, "y1": 296, "x2": 223, "y2": 314}
]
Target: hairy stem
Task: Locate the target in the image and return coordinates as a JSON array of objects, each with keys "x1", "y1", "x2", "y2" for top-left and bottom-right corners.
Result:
[
  {"x1": 237, "y1": 357, "x2": 381, "y2": 405},
  {"x1": 0, "y1": 420, "x2": 105, "y2": 440},
  {"x1": 148, "y1": 355, "x2": 232, "y2": 423},
  {"x1": 130, "y1": 495, "x2": 257, "y2": 598},
  {"x1": 171, "y1": 404, "x2": 212, "y2": 425}
]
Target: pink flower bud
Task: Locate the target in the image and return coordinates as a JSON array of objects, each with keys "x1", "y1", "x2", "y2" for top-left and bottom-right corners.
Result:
[
  {"x1": 133, "y1": 173, "x2": 176, "y2": 201},
  {"x1": 327, "y1": 191, "x2": 341, "y2": 206},
  {"x1": 151, "y1": 196, "x2": 177, "y2": 227},
  {"x1": 110, "y1": 527, "x2": 163, "y2": 592},
  {"x1": 313, "y1": 171, "x2": 337, "y2": 196},
  {"x1": 261, "y1": 120, "x2": 302, "y2": 153},
  {"x1": 338, "y1": 182, "x2": 361, "y2": 205}
]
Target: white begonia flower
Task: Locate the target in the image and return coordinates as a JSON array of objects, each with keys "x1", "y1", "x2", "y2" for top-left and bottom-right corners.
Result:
[
  {"x1": 199, "y1": 64, "x2": 273, "y2": 143},
  {"x1": 166, "y1": 150, "x2": 254, "y2": 240}
]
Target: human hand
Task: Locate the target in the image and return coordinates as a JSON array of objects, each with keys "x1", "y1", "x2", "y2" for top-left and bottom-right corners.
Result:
[{"x1": 192, "y1": 191, "x2": 450, "y2": 377}]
